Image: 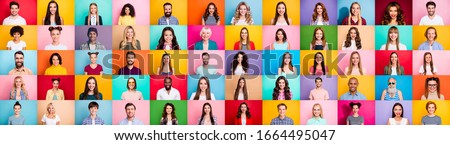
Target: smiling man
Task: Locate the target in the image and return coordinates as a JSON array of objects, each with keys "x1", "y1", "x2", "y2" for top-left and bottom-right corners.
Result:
[
  {"x1": 156, "y1": 77, "x2": 181, "y2": 100},
  {"x1": 2, "y1": 1, "x2": 26, "y2": 25},
  {"x1": 80, "y1": 27, "x2": 106, "y2": 50},
  {"x1": 118, "y1": 51, "x2": 142, "y2": 75},
  {"x1": 119, "y1": 103, "x2": 144, "y2": 125},
  {"x1": 9, "y1": 51, "x2": 33, "y2": 75},
  {"x1": 419, "y1": 1, "x2": 444, "y2": 25},
  {"x1": 157, "y1": 2, "x2": 179, "y2": 25},
  {"x1": 270, "y1": 103, "x2": 294, "y2": 125}
]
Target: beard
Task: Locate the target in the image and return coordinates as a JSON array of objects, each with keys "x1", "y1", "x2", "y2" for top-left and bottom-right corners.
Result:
[
  {"x1": 165, "y1": 12, "x2": 172, "y2": 17},
  {"x1": 387, "y1": 87, "x2": 397, "y2": 94},
  {"x1": 165, "y1": 85, "x2": 171, "y2": 91},
  {"x1": 15, "y1": 62, "x2": 23, "y2": 68},
  {"x1": 428, "y1": 11, "x2": 435, "y2": 16},
  {"x1": 127, "y1": 61, "x2": 134, "y2": 65}
]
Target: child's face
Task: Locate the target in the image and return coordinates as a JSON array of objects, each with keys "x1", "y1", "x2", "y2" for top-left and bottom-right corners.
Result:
[{"x1": 89, "y1": 106, "x2": 98, "y2": 116}]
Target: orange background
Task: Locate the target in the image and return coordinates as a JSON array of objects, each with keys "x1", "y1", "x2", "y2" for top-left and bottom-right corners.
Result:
[
  {"x1": 187, "y1": 0, "x2": 225, "y2": 25},
  {"x1": 412, "y1": 75, "x2": 450, "y2": 100},
  {"x1": 37, "y1": 50, "x2": 75, "y2": 75},
  {"x1": 37, "y1": 101, "x2": 75, "y2": 125},
  {"x1": 74, "y1": 75, "x2": 112, "y2": 100},
  {"x1": 225, "y1": 75, "x2": 262, "y2": 100},
  {"x1": 0, "y1": 26, "x2": 38, "y2": 50},
  {"x1": 112, "y1": 50, "x2": 150, "y2": 75}
]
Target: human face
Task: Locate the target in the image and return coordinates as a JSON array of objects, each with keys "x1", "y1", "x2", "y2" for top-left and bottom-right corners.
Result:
[
  {"x1": 10, "y1": 5, "x2": 19, "y2": 16},
  {"x1": 14, "y1": 54, "x2": 24, "y2": 68},
  {"x1": 426, "y1": 29, "x2": 436, "y2": 41},
  {"x1": 208, "y1": 5, "x2": 215, "y2": 15},
  {"x1": 52, "y1": 55, "x2": 60, "y2": 66},
  {"x1": 126, "y1": 105, "x2": 135, "y2": 118},
  {"x1": 390, "y1": 53, "x2": 398, "y2": 64},
  {"x1": 315, "y1": 29, "x2": 323, "y2": 40},
  {"x1": 13, "y1": 32, "x2": 21, "y2": 41},
  {"x1": 164, "y1": 78, "x2": 172, "y2": 90},
  {"x1": 199, "y1": 79, "x2": 208, "y2": 92},
  {"x1": 88, "y1": 79, "x2": 96, "y2": 91},
  {"x1": 352, "y1": 105, "x2": 359, "y2": 114},
  {"x1": 49, "y1": 3, "x2": 57, "y2": 15},
  {"x1": 52, "y1": 80, "x2": 59, "y2": 89},
  {"x1": 89, "y1": 31, "x2": 97, "y2": 42},
  {"x1": 389, "y1": 6, "x2": 398, "y2": 19},
  {"x1": 126, "y1": 28, "x2": 134, "y2": 40},
  {"x1": 128, "y1": 79, "x2": 135, "y2": 90},
  {"x1": 388, "y1": 78, "x2": 396, "y2": 88},
  {"x1": 393, "y1": 105, "x2": 402, "y2": 117},
  {"x1": 90, "y1": 5, "x2": 97, "y2": 14},
  {"x1": 127, "y1": 54, "x2": 135, "y2": 65},
  {"x1": 203, "y1": 105, "x2": 211, "y2": 115},
  {"x1": 201, "y1": 30, "x2": 211, "y2": 41},
  {"x1": 315, "y1": 54, "x2": 323, "y2": 63},
  {"x1": 351, "y1": 53, "x2": 360, "y2": 66},
  {"x1": 240, "y1": 29, "x2": 248, "y2": 40},
  {"x1": 237, "y1": 54, "x2": 243, "y2": 63},
  {"x1": 348, "y1": 79, "x2": 358, "y2": 92},
  {"x1": 276, "y1": 31, "x2": 284, "y2": 40},
  {"x1": 316, "y1": 5, "x2": 323, "y2": 15},
  {"x1": 238, "y1": 4, "x2": 248, "y2": 16},
  {"x1": 240, "y1": 104, "x2": 247, "y2": 113},
  {"x1": 284, "y1": 54, "x2": 291, "y2": 64},
  {"x1": 278, "y1": 105, "x2": 286, "y2": 117},
  {"x1": 351, "y1": 4, "x2": 360, "y2": 16},
  {"x1": 50, "y1": 30, "x2": 61, "y2": 43},
  {"x1": 425, "y1": 54, "x2": 432, "y2": 63},
  {"x1": 277, "y1": 4, "x2": 286, "y2": 16},
  {"x1": 164, "y1": 5, "x2": 172, "y2": 17},
  {"x1": 15, "y1": 78, "x2": 23, "y2": 88},
  {"x1": 427, "y1": 104, "x2": 436, "y2": 115},
  {"x1": 278, "y1": 79, "x2": 286, "y2": 90},
  {"x1": 202, "y1": 55, "x2": 210, "y2": 65},
  {"x1": 427, "y1": 5, "x2": 435, "y2": 16},
  {"x1": 428, "y1": 80, "x2": 437, "y2": 93},
  {"x1": 89, "y1": 106, "x2": 98, "y2": 116},
  {"x1": 14, "y1": 105, "x2": 21, "y2": 115},
  {"x1": 89, "y1": 54, "x2": 97, "y2": 64},
  {"x1": 389, "y1": 31, "x2": 398, "y2": 41},
  {"x1": 48, "y1": 105, "x2": 55, "y2": 114},
  {"x1": 239, "y1": 79, "x2": 245, "y2": 88},
  {"x1": 350, "y1": 29, "x2": 357, "y2": 40},
  {"x1": 313, "y1": 105, "x2": 321, "y2": 117},
  {"x1": 315, "y1": 79, "x2": 322, "y2": 88},
  {"x1": 125, "y1": 7, "x2": 130, "y2": 15},
  {"x1": 164, "y1": 30, "x2": 173, "y2": 43},
  {"x1": 165, "y1": 105, "x2": 173, "y2": 114},
  {"x1": 163, "y1": 55, "x2": 170, "y2": 64}
]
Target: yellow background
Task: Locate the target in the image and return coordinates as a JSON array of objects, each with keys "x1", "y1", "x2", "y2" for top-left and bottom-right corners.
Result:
[
  {"x1": 337, "y1": 75, "x2": 375, "y2": 100},
  {"x1": 413, "y1": 26, "x2": 450, "y2": 50},
  {"x1": 149, "y1": 50, "x2": 188, "y2": 75},
  {"x1": 0, "y1": 26, "x2": 38, "y2": 50},
  {"x1": 225, "y1": 26, "x2": 262, "y2": 50},
  {"x1": 74, "y1": 75, "x2": 112, "y2": 100},
  {"x1": 38, "y1": 0, "x2": 75, "y2": 25},
  {"x1": 150, "y1": 0, "x2": 188, "y2": 25},
  {"x1": 299, "y1": 50, "x2": 339, "y2": 75},
  {"x1": 262, "y1": 0, "x2": 300, "y2": 25},
  {"x1": 412, "y1": 100, "x2": 450, "y2": 125},
  {"x1": 37, "y1": 100, "x2": 75, "y2": 125},
  {"x1": 262, "y1": 100, "x2": 300, "y2": 125}
]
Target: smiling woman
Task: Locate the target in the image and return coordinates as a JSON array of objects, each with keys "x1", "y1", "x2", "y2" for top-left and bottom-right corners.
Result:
[{"x1": 79, "y1": 76, "x2": 103, "y2": 100}]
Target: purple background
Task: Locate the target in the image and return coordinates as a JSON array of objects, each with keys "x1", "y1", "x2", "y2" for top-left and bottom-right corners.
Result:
[
  {"x1": 225, "y1": 50, "x2": 262, "y2": 75},
  {"x1": 75, "y1": 26, "x2": 113, "y2": 50},
  {"x1": 300, "y1": 75, "x2": 338, "y2": 100},
  {"x1": 300, "y1": 0, "x2": 338, "y2": 25},
  {"x1": 375, "y1": 101, "x2": 412, "y2": 125}
]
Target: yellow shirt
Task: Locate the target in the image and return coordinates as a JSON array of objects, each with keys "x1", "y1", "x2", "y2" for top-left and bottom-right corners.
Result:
[
  {"x1": 46, "y1": 89, "x2": 65, "y2": 100},
  {"x1": 45, "y1": 65, "x2": 67, "y2": 75},
  {"x1": 118, "y1": 16, "x2": 136, "y2": 25}
]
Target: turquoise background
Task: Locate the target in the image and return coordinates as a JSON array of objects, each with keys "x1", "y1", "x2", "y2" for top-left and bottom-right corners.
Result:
[
  {"x1": 300, "y1": 26, "x2": 338, "y2": 50},
  {"x1": 75, "y1": 0, "x2": 113, "y2": 25},
  {"x1": 262, "y1": 75, "x2": 300, "y2": 100},
  {"x1": 150, "y1": 26, "x2": 188, "y2": 50},
  {"x1": 74, "y1": 50, "x2": 113, "y2": 75},
  {"x1": 0, "y1": 50, "x2": 37, "y2": 75},
  {"x1": 0, "y1": 101, "x2": 37, "y2": 125},
  {"x1": 262, "y1": 50, "x2": 300, "y2": 75},
  {"x1": 112, "y1": 75, "x2": 150, "y2": 100},
  {"x1": 225, "y1": 0, "x2": 262, "y2": 25},
  {"x1": 75, "y1": 100, "x2": 112, "y2": 125},
  {"x1": 375, "y1": 26, "x2": 413, "y2": 50},
  {"x1": 187, "y1": 75, "x2": 225, "y2": 100}
]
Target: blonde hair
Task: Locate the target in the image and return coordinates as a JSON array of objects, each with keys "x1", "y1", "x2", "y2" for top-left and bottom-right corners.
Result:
[
  {"x1": 232, "y1": 2, "x2": 253, "y2": 25},
  {"x1": 121, "y1": 26, "x2": 137, "y2": 49},
  {"x1": 12, "y1": 76, "x2": 26, "y2": 90},
  {"x1": 347, "y1": 51, "x2": 364, "y2": 75},
  {"x1": 348, "y1": 2, "x2": 362, "y2": 25},
  {"x1": 312, "y1": 103, "x2": 323, "y2": 118},
  {"x1": 87, "y1": 3, "x2": 100, "y2": 25},
  {"x1": 46, "y1": 103, "x2": 55, "y2": 114}
]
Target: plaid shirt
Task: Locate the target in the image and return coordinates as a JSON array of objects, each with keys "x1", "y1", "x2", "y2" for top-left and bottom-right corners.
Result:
[
  {"x1": 82, "y1": 116, "x2": 105, "y2": 125},
  {"x1": 270, "y1": 116, "x2": 294, "y2": 125},
  {"x1": 157, "y1": 16, "x2": 179, "y2": 25}
]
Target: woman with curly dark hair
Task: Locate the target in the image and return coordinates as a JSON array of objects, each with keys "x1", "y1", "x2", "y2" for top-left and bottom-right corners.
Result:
[
  {"x1": 160, "y1": 103, "x2": 178, "y2": 125},
  {"x1": 381, "y1": 2, "x2": 405, "y2": 25},
  {"x1": 202, "y1": 2, "x2": 220, "y2": 25},
  {"x1": 156, "y1": 27, "x2": 180, "y2": 50},
  {"x1": 342, "y1": 27, "x2": 362, "y2": 50},
  {"x1": 272, "y1": 76, "x2": 292, "y2": 100},
  {"x1": 235, "y1": 102, "x2": 252, "y2": 125},
  {"x1": 231, "y1": 51, "x2": 248, "y2": 75},
  {"x1": 118, "y1": 3, "x2": 136, "y2": 25}
]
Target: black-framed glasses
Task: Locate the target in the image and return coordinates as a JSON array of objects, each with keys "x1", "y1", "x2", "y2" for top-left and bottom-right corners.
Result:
[{"x1": 388, "y1": 82, "x2": 395, "y2": 85}]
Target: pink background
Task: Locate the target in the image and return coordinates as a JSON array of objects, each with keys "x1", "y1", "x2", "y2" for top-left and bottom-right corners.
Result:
[
  {"x1": 300, "y1": 101, "x2": 338, "y2": 125},
  {"x1": 262, "y1": 26, "x2": 300, "y2": 50},
  {"x1": 112, "y1": 100, "x2": 150, "y2": 125},
  {"x1": 338, "y1": 101, "x2": 375, "y2": 125},
  {"x1": 337, "y1": 50, "x2": 375, "y2": 75},
  {"x1": 37, "y1": 26, "x2": 75, "y2": 50},
  {"x1": 188, "y1": 50, "x2": 225, "y2": 75},
  {"x1": 0, "y1": 75, "x2": 37, "y2": 100},
  {"x1": 112, "y1": 0, "x2": 150, "y2": 25},
  {"x1": 187, "y1": 26, "x2": 225, "y2": 50},
  {"x1": 413, "y1": 0, "x2": 450, "y2": 25},
  {"x1": 187, "y1": 100, "x2": 225, "y2": 125},
  {"x1": 412, "y1": 51, "x2": 450, "y2": 75}
]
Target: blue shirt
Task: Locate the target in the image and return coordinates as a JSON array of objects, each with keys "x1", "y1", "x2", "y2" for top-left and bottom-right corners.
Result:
[
  {"x1": 306, "y1": 117, "x2": 327, "y2": 125},
  {"x1": 270, "y1": 116, "x2": 294, "y2": 125},
  {"x1": 82, "y1": 116, "x2": 105, "y2": 125},
  {"x1": 158, "y1": 16, "x2": 179, "y2": 25},
  {"x1": 8, "y1": 115, "x2": 25, "y2": 125},
  {"x1": 340, "y1": 92, "x2": 366, "y2": 100},
  {"x1": 119, "y1": 117, "x2": 144, "y2": 125},
  {"x1": 383, "y1": 89, "x2": 400, "y2": 101},
  {"x1": 418, "y1": 41, "x2": 444, "y2": 50}
]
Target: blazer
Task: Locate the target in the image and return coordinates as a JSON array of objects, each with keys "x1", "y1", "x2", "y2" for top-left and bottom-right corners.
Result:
[
  {"x1": 235, "y1": 117, "x2": 253, "y2": 125},
  {"x1": 85, "y1": 15, "x2": 103, "y2": 25},
  {"x1": 234, "y1": 41, "x2": 255, "y2": 50}
]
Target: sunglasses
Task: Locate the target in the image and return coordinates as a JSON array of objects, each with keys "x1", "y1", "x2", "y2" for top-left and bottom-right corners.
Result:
[{"x1": 388, "y1": 82, "x2": 396, "y2": 85}]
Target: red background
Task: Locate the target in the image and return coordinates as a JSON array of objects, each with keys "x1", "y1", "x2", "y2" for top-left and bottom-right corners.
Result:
[
  {"x1": 0, "y1": 0, "x2": 37, "y2": 25},
  {"x1": 225, "y1": 100, "x2": 262, "y2": 125},
  {"x1": 37, "y1": 75, "x2": 75, "y2": 100},
  {"x1": 375, "y1": 0, "x2": 413, "y2": 25},
  {"x1": 149, "y1": 75, "x2": 188, "y2": 100},
  {"x1": 375, "y1": 50, "x2": 412, "y2": 75}
]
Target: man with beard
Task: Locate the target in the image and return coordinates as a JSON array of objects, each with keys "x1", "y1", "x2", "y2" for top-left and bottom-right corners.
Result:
[
  {"x1": 195, "y1": 52, "x2": 217, "y2": 76},
  {"x1": 157, "y1": 2, "x2": 179, "y2": 25},
  {"x1": 2, "y1": 1, "x2": 26, "y2": 25},
  {"x1": 339, "y1": 77, "x2": 366, "y2": 100},
  {"x1": 79, "y1": 27, "x2": 106, "y2": 50},
  {"x1": 380, "y1": 77, "x2": 404, "y2": 101},
  {"x1": 118, "y1": 51, "x2": 142, "y2": 75},
  {"x1": 9, "y1": 51, "x2": 33, "y2": 75},
  {"x1": 156, "y1": 77, "x2": 181, "y2": 100},
  {"x1": 119, "y1": 103, "x2": 144, "y2": 125},
  {"x1": 419, "y1": 1, "x2": 444, "y2": 25}
]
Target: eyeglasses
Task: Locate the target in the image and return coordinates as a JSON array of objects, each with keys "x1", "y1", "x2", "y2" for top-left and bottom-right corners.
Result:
[
  {"x1": 388, "y1": 82, "x2": 396, "y2": 85},
  {"x1": 428, "y1": 84, "x2": 437, "y2": 87}
]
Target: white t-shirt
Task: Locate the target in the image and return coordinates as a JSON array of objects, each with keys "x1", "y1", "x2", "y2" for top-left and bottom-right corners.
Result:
[
  {"x1": 380, "y1": 43, "x2": 407, "y2": 50},
  {"x1": 342, "y1": 40, "x2": 358, "y2": 50},
  {"x1": 189, "y1": 93, "x2": 216, "y2": 100},
  {"x1": 41, "y1": 114, "x2": 61, "y2": 125},
  {"x1": 156, "y1": 88, "x2": 181, "y2": 100},
  {"x1": 6, "y1": 40, "x2": 26, "y2": 50},
  {"x1": 2, "y1": 15, "x2": 26, "y2": 25},
  {"x1": 196, "y1": 65, "x2": 217, "y2": 76},
  {"x1": 45, "y1": 44, "x2": 68, "y2": 50},
  {"x1": 419, "y1": 15, "x2": 444, "y2": 25},
  {"x1": 419, "y1": 64, "x2": 437, "y2": 75},
  {"x1": 234, "y1": 65, "x2": 245, "y2": 75},
  {"x1": 231, "y1": 17, "x2": 254, "y2": 25}
]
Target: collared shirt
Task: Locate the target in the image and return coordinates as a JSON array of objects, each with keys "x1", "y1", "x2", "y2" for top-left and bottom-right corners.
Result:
[
  {"x1": 45, "y1": 65, "x2": 67, "y2": 75},
  {"x1": 270, "y1": 116, "x2": 294, "y2": 125},
  {"x1": 196, "y1": 65, "x2": 217, "y2": 76},
  {"x1": 9, "y1": 67, "x2": 33, "y2": 75},
  {"x1": 2, "y1": 15, "x2": 26, "y2": 25},
  {"x1": 307, "y1": 117, "x2": 327, "y2": 125},
  {"x1": 82, "y1": 116, "x2": 105, "y2": 125},
  {"x1": 339, "y1": 91, "x2": 367, "y2": 100},
  {"x1": 156, "y1": 87, "x2": 181, "y2": 100},
  {"x1": 79, "y1": 41, "x2": 106, "y2": 50},
  {"x1": 157, "y1": 16, "x2": 179, "y2": 25},
  {"x1": 418, "y1": 41, "x2": 444, "y2": 50},
  {"x1": 118, "y1": 66, "x2": 142, "y2": 75},
  {"x1": 90, "y1": 15, "x2": 97, "y2": 26},
  {"x1": 119, "y1": 117, "x2": 144, "y2": 125}
]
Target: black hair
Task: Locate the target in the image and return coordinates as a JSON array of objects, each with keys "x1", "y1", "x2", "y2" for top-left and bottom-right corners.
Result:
[
  {"x1": 10, "y1": 1, "x2": 19, "y2": 9},
  {"x1": 14, "y1": 50, "x2": 24, "y2": 57},
  {"x1": 88, "y1": 101, "x2": 99, "y2": 109},
  {"x1": 163, "y1": 2, "x2": 172, "y2": 8},
  {"x1": 391, "y1": 103, "x2": 404, "y2": 118},
  {"x1": 426, "y1": 1, "x2": 436, "y2": 7},
  {"x1": 126, "y1": 51, "x2": 136, "y2": 57},
  {"x1": 49, "y1": 53, "x2": 62, "y2": 65},
  {"x1": 14, "y1": 101, "x2": 21, "y2": 109},
  {"x1": 10, "y1": 26, "x2": 24, "y2": 37},
  {"x1": 127, "y1": 77, "x2": 137, "y2": 90},
  {"x1": 44, "y1": 0, "x2": 61, "y2": 25},
  {"x1": 156, "y1": 27, "x2": 180, "y2": 50},
  {"x1": 120, "y1": 3, "x2": 135, "y2": 17},
  {"x1": 349, "y1": 102, "x2": 361, "y2": 108},
  {"x1": 125, "y1": 103, "x2": 136, "y2": 110}
]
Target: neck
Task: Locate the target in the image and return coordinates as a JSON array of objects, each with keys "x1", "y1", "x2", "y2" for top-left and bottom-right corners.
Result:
[
  {"x1": 127, "y1": 116, "x2": 134, "y2": 121},
  {"x1": 90, "y1": 114, "x2": 96, "y2": 118},
  {"x1": 279, "y1": 115, "x2": 285, "y2": 119},
  {"x1": 428, "y1": 114, "x2": 435, "y2": 117},
  {"x1": 90, "y1": 62, "x2": 97, "y2": 65},
  {"x1": 16, "y1": 65, "x2": 24, "y2": 69},
  {"x1": 127, "y1": 65, "x2": 134, "y2": 69},
  {"x1": 203, "y1": 40, "x2": 209, "y2": 43},
  {"x1": 350, "y1": 91, "x2": 357, "y2": 95},
  {"x1": 353, "y1": 113, "x2": 359, "y2": 117},
  {"x1": 428, "y1": 40, "x2": 434, "y2": 44},
  {"x1": 52, "y1": 42, "x2": 60, "y2": 46},
  {"x1": 88, "y1": 90, "x2": 94, "y2": 94},
  {"x1": 89, "y1": 41, "x2": 96, "y2": 44}
]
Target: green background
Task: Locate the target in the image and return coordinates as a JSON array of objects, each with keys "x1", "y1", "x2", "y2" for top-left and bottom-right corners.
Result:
[
  {"x1": 150, "y1": 100, "x2": 188, "y2": 125},
  {"x1": 300, "y1": 26, "x2": 338, "y2": 50}
]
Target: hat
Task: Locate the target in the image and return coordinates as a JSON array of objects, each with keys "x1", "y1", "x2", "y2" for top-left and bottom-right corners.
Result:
[{"x1": 87, "y1": 27, "x2": 98, "y2": 36}]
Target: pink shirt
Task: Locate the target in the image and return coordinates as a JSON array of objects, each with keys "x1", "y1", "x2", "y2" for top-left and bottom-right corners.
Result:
[
  {"x1": 309, "y1": 88, "x2": 330, "y2": 100},
  {"x1": 309, "y1": 66, "x2": 328, "y2": 76},
  {"x1": 277, "y1": 91, "x2": 293, "y2": 100}
]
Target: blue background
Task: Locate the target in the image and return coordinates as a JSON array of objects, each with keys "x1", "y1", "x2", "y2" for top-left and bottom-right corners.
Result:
[
  {"x1": 75, "y1": 100, "x2": 112, "y2": 125},
  {"x1": 375, "y1": 75, "x2": 413, "y2": 100},
  {"x1": 150, "y1": 26, "x2": 188, "y2": 50},
  {"x1": 74, "y1": 50, "x2": 113, "y2": 75},
  {"x1": 262, "y1": 50, "x2": 300, "y2": 75},
  {"x1": 337, "y1": 0, "x2": 375, "y2": 25},
  {"x1": 187, "y1": 75, "x2": 225, "y2": 100},
  {"x1": 74, "y1": 0, "x2": 113, "y2": 25},
  {"x1": 0, "y1": 50, "x2": 37, "y2": 75},
  {"x1": 375, "y1": 26, "x2": 413, "y2": 50},
  {"x1": 225, "y1": 0, "x2": 262, "y2": 25},
  {"x1": 262, "y1": 75, "x2": 301, "y2": 100},
  {"x1": 112, "y1": 75, "x2": 150, "y2": 100},
  {"x1": 0, "y1": 101, "x2": 37, "y2": 125}
]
